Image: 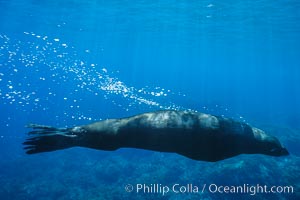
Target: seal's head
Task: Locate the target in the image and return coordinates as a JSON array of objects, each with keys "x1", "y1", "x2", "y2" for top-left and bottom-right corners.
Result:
[
  {"x1": 262, "y1": 137, "x2": 289, "y2": 156},
  {"x1": 252, "y1": 128, "x2": 289, "y2": 157}
]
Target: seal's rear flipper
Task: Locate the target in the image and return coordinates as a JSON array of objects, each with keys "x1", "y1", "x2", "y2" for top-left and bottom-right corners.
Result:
[{"x1": 24, "y1": 124, "x2": 77, "y2": 154}]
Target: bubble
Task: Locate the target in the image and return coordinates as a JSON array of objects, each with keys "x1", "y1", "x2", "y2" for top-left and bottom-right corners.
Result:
[{"x1": 0, "y1": 32, "x2": 188, "y2": 123}]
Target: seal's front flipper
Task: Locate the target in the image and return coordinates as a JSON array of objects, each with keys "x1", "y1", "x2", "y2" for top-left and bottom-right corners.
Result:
[{"x1": 24, "y1": 124, "x2": 77, "y2": 154}]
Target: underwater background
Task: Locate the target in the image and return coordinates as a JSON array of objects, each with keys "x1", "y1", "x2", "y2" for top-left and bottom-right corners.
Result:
[{"x1": 0, "y1": 0, "x2": 299, "y2": 199}]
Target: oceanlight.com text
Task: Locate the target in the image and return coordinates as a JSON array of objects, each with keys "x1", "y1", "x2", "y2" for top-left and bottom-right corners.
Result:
[
  {"x1": 208, "y1": 184, "x2": 293, "y2": 196},
  {"x1": 124, "y1": 183, "x2": 294, "y2": 196}
]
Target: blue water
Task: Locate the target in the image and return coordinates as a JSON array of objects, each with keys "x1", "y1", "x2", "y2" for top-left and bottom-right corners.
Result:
[{"x1": 0, "y1": 0, "x2": 299, "y2": 199}]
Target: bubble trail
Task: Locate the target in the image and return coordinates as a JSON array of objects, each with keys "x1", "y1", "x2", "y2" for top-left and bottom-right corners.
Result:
[{"x1": 0, "y1": 32, "x2": 189, "y2": 123}]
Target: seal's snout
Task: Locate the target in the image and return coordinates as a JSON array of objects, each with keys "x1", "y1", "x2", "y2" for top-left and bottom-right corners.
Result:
[
  {"x1": 280, "y1": 147, "x2": 289, "y2": 156},
  {"x1": 270, "y1": 147, "x2": 289, "y2": 156}
]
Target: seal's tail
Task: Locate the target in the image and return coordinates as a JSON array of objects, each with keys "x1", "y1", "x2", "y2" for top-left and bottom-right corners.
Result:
[{"x1": 23, "y1": 124, "x2": 77, "y2": 154}]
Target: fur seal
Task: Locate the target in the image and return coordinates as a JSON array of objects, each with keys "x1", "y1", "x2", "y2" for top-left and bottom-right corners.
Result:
[{"x1": 23, "y1": 110, "x2": 289, "y2": 162}]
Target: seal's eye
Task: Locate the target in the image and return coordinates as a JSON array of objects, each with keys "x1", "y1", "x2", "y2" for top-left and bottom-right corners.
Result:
[{"x1": 270, "y1": 148, "x2": 277, "y2": 153}]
